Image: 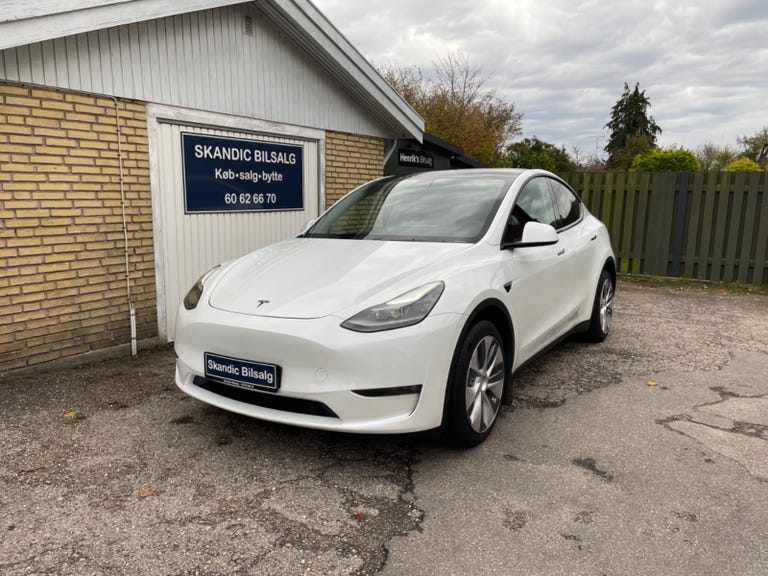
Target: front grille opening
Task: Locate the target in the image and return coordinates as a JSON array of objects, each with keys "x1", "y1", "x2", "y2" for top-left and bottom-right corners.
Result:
[
  {"x1": 193, "y1": 376, "x2": 338, "y2": 418},
  {"x1": 352, "y1": 385, "x2": 422, "y2": 397}
]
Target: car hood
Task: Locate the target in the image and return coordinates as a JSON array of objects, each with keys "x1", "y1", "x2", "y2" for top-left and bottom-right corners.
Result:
[{"x1": 208, "y1": 238, "x2": 471, "y2": 318}]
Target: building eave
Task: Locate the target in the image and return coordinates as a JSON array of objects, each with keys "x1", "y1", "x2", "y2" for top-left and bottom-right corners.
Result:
[
  {"x1": 0, "y1": 0, "x2": 239, "y2": 50},
  {"x1": 255, "y1": 0, "x2": 423, "y2": 141}
]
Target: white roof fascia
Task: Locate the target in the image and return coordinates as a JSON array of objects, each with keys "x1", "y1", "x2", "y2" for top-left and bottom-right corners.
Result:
[
  {"x1": 0, "y1": 0, "x2": 240, "y2": 50},
  {"x1": 1, "y1": 0, "x2": 129, "y2": 23},
  {"x1": 256, "y1": 0, "x2": 423, "y2": 141}
]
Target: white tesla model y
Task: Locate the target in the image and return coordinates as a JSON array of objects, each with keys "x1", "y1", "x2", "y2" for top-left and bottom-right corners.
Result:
[{"x1": 175, "y1": 169, "x2": 615, "y2": 446}]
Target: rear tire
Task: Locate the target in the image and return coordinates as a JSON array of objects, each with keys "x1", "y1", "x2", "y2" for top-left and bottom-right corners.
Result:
[
  {"x1": 446, "y1": 320, "x2": 507, "y2": 447},
  {"x1": 585, "y1": 270, "x2": 614, "y2": 342}
]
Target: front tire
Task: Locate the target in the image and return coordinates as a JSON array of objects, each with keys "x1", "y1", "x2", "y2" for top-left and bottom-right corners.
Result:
[
  {"x1": 585, "y1": 269, "x2": 614, "y2": 342},
  {"x1": 446, "y1": 320, "x2": 507, "y2": 447}
]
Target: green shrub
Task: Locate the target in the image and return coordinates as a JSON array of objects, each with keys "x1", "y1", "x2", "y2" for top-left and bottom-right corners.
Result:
[
  {"x1": 630, "y1": 148, "x2": 701, "y2": 172},
  {"x1": 725, "y1": 158, "x2": 762, "y2": 171}
]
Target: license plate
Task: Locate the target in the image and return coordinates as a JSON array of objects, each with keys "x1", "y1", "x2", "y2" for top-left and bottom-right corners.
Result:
[{"x1": 204, "y1": 352, "x2": 280, "y2": 392}]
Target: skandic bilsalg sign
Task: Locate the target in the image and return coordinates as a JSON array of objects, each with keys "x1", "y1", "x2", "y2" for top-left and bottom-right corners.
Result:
[{"x1": 182, "y1": 133, "x2": 304, "y2": 213}]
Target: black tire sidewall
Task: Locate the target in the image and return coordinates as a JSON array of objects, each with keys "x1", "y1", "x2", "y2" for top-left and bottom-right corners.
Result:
[
  {"x1": 586, "y1": 270, "x2": 613, "y2": 342},
  {"x1": 446, "y1": 320, "x2": 507, "y2": 447}
]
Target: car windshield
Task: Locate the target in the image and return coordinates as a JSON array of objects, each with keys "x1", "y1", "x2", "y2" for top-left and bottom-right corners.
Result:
[{"x1": 304, "y1": 173, "x2": 513, "y2": 242}]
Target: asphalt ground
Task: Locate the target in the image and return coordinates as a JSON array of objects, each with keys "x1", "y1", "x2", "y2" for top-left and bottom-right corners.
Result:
[{"x1": 1, "y1": 281, "x2": 767, "y2": 575}]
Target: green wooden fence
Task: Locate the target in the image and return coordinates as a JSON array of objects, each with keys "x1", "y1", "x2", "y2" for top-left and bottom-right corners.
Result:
[{"x1": 560, "y1": 171, "x2": 768, "y2": 285}]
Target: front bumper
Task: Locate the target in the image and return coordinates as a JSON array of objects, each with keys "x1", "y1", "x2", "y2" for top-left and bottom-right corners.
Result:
[{"x1": 174, "y1": 306, "x2": 465, "y2": 434}]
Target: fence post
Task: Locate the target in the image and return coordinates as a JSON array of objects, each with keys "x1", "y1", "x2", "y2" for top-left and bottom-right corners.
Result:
[{"x1": 670, "y1": 172, "x2": 689, "y2": 277}]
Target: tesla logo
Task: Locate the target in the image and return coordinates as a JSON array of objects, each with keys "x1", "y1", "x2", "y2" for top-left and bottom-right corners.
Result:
[{"x1": 256, "y1": 299, "x2": 270, "y2": 308}]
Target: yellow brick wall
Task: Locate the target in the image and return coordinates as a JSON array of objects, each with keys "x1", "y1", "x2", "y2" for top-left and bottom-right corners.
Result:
[
  {"x1": 0, "y1": 82, "x2": 156, "y2": 372},
  {"x1": 325, "y1": 131, "x2": 384, "y2": 207}
]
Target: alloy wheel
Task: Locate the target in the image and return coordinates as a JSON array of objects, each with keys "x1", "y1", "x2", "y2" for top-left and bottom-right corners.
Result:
[
  {"x1": 464, "y1": 335, "x2": 504, "y2": 433},
  {"x1": 599, "y1": 278, "x2": 614, "y2": 334}
]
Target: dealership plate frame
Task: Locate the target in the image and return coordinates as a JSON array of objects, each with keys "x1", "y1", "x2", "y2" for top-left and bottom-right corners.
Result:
[{"x1": 204, "y1": 352, "x2": 281, "y2": 392}]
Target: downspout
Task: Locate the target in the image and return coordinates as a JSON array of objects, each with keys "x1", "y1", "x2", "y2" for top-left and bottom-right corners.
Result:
[{"x1": 112, "y1": 97, "x2": 137, "y2": 356}]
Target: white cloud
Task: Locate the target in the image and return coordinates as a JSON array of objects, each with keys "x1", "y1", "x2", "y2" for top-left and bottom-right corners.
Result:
[{"x1": 314, "y1": 0, "x2": 768, "y2": 157}]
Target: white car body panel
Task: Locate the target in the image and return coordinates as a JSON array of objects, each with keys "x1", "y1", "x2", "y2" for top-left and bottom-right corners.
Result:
[
  {"x1": 175, "y1": 306, "x2": 464, "y2": 432},
  {"x1": 208, "y1": 239, "x2": 472, "y2": 318},
  {"x1": 174, "y1": 169, "x2": 615, "y2": 436}
]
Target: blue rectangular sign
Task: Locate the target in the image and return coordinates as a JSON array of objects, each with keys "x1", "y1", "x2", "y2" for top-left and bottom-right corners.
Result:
[{"x1": 182, "y1": 133, "x2": 304, "y2": 213}]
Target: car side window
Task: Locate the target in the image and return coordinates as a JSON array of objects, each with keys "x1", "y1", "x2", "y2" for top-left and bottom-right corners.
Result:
[
  {"x1": 549, "y1": 180, "x2": 582, "y2": 229},
  {"x1": 502, "y1": 177, "x2": 557, "y2": 245}
]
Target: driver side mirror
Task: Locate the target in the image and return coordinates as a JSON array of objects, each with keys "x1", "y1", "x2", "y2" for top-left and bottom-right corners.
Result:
[{"x1": 502, "y1": 221, "x2": 559, "y2": 249}]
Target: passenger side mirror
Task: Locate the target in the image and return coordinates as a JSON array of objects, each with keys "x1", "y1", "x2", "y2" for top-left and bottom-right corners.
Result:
[{"x1": 502, "y1": 222, "x2": 558, "y2": 249}]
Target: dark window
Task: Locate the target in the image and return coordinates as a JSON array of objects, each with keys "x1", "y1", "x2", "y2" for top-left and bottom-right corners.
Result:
[
  {"x1": 550, "y1": 180, "x2": 582, "y2": 229},
  {"x1": 306, "y1": 173, "x2": 512, "y2": 243},
  {"x1": 502, "y1": 177, "x2": 557, "y2": 245}
]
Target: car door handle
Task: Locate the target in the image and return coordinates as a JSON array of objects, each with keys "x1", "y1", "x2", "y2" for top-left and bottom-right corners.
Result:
[{"x1": 557, "y1": 248, "x2": 566, "y2": 256}]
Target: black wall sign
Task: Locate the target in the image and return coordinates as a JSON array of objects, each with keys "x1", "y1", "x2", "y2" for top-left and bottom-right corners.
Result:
[
  {"x1": 398, "y1": 149, "x2": 434, "y2": 169},
  {"x1": 182, "y1": 133, "x2": 304, "y2": 213}
]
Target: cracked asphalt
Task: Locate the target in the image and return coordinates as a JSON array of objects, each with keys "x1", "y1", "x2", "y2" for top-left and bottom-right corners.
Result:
[{"x1": 1, "y1": 281, "x2": 767, "y2": 575}]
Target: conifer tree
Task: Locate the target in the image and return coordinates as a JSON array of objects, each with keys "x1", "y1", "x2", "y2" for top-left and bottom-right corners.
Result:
[{"x1": 604, "y1": 82, "x2": 661, "y2": 169}]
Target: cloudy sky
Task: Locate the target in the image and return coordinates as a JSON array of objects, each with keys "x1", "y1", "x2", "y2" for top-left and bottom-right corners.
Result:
[{"x1": 313, "y1": 0, "x2": 767, "y2": 160}]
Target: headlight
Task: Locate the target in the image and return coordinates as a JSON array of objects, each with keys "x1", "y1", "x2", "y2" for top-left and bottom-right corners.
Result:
[
  {"x1": 341, "y1": 281, "x2": 445, "y2": 332},
  {"x1": 183, "y1": 266, "x2": 221, "y2": 310}
]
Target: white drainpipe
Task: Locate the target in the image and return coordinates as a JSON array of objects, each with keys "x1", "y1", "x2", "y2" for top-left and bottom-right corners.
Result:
[{"x1": 112, "y1": 97, "x2": 137, "y2": 356}]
